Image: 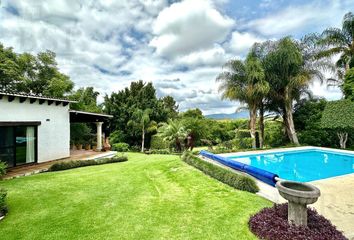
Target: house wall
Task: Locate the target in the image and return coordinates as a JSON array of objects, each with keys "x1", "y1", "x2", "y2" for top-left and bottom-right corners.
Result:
[{"x1": 0, "y1": 96, "x2": 70, "y2": 162}]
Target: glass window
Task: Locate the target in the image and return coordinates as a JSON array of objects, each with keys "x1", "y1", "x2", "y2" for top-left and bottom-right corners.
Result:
[
  {"x1": 16, "y1": 126, "x2": 36, "y2": 165},
  {"x1": 0, "y1": 127, "x2": 15, "y2": 167}
]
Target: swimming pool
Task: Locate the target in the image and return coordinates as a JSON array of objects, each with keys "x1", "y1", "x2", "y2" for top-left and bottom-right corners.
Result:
[{"x1": 227, "y1": 148, "x2": 354, "y2": 182}]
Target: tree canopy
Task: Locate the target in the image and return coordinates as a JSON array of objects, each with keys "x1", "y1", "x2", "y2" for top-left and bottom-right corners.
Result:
[
  {"x1": 0, "y1": 43, "x2": 74, "y2": 97},
  {"x1": 321, "y1": 100, "x2": 354, "y2": 130}
]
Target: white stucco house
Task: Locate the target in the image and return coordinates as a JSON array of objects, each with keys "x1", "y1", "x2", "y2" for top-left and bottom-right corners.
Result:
[{"x1": 0, "y1": 92, "x2": 112, "y2": 168}]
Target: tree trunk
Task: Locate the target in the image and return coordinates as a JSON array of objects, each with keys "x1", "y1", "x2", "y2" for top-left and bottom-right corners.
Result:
[
  {"x1": 259, "y1": 102, "x2": 265, "y2": 149},
  {"x1": 284, "y1": 89, "x2": 299, "y2": 145},
  {"x1": 141, "y1": 125, "x2": 145, "y2": 152},
  {"x1": 249, "y1": 104, "x2": 257, "y2": 149},
  {"x1": 337, "y1": 132, "x2": 348, "y2": 149}
]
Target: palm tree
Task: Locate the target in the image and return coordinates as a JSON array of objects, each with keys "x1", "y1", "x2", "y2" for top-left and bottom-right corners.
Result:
[
  {"x1": 158, "y1": 119, "x2": 187, "y2": 152},
  {"x1": 260, "y1": 37, "x2": 325, "y2": 145},
  {"x1": 317, "y1": 12, "x2": 354, "y2": 81},
  {"x1": 216, "y1": 52, "x2": 269, "y2": 148},
  {"x1": 127, "y1": 108, "x2": 156, "y2": 152}
]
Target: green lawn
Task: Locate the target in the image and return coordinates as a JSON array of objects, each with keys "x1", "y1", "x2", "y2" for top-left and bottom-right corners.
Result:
[{"x1": 0, "y1": 153, "x2": 271, "y2": 240}]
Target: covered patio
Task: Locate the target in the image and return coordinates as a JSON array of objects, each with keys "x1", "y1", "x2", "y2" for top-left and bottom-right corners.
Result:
[{"x1": 69, "y1": 110, "x2": 113, "y2": 151}]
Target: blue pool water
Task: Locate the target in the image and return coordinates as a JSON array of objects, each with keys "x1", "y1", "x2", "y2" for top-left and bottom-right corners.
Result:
[{"x1": 228, "y1": 149, "x2": 354, "y2": 182}]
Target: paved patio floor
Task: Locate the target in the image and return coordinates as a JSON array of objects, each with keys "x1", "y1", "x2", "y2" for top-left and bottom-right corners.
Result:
[{"x1": 3, "y1": 150, "x2": 117, "y2": 180}]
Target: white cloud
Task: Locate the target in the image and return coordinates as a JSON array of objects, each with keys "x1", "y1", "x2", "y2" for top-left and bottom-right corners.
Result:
[
  {"x1": 175, "y1": 44, "x2": 228, "y2": 67},
  {"x1": 149, "y1": 0, "x2": 234, "y2": 58},
  {"x1": 247, "y1": 0, "x2": 350, "y2": 36},
  {"x1": 229, "y1": 31, "x2": 264, "y2": 56}
]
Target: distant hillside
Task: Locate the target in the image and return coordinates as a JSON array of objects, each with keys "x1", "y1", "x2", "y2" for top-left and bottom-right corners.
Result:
[{"x1": 205, "y1": 111, "x2": 249, "y2": 120}]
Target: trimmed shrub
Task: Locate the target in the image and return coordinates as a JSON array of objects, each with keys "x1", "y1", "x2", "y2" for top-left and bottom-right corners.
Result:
[
  {"x1": 234, "y1": 137, "x2": 253, "y2": 149},
  {"x1": 249, "y1": 203, "x2": 346, "y2": 240},
  {"x1": 112, "y1": 142, "x2": 129, "y2": 152},
  {"x1": 145, "y1": 149, "x2": 172, "y2": 155},
  {"x1": 150, "y1": 135, "x2": 170, "y2": 150},
  {"x1": 48, "y1": 156, "x2": 128, "y2": 171},
  {"x1": 0, "y1": 161, "x2": 7, "y2": 177},
  {"x1": 182, "y1": 152, "x2": 259, "y2": 193},
  {"x1": 0, "y1": 188, "x2": 7, "y2": 217}
]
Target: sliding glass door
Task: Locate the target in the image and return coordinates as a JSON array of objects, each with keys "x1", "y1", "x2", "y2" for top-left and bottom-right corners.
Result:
[{"x1": 0, "y1": 126, "x2": 37, "y2": 167}]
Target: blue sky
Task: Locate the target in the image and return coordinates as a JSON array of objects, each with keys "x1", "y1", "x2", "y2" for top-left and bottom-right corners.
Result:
[{"x1": 0, "y1": 0, "x2": 352, "y2": 114}]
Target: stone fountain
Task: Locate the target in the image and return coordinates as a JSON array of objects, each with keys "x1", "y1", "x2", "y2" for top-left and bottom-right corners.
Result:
[{"x1": 276, "y1": 180, "x2": 321, "y2": 226}]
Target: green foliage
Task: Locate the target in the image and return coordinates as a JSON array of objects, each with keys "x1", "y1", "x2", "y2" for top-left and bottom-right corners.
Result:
[
  {"x1": 69, "y1": 87, "x2": 102, "y2": 113},
  {"x1": 321, "y1": 100, "x2": 354, "y2": 130},
  {"x1": 0, "y1": 161, "x2": 7, "y2": 177},
  {"x1": 162, "y1": 95, "x2": 179, "y2": 119},
  {"x1": 293, "y1": 98, "x2": 334, "y2": 147},
  {"x1": 234, "y1": 137, "x2": 253, "y2": 149},
  {"x1": 150, "y1": 135, "x2": 170, "y2": 149},
  {"x1": 48, "y1": 156, "x2": 128, "y2": 171},
  {"x1": 109, "y1": 130, "x2": 127, "y2": 145},
  {"x1": 182, "y1": 152, "x2": 259, "y2": 193},
  {"x1": 179, "y1": 108, "x2": 204, "y2": 119},
  {"x1": 316, "y1": 12, "x2": 354, "y2": 80},
  {"x1": 264, "y1": 120, "x2": 288, "y2": 147},
  {"x1": 236, "y1": 129, "x2": 251, "y2": 139},
  {"x1": 343, "y1": 68, "x2": 354, "y2": 101},
  {"x1": 70, "y1": 123, "x2": 92, "y2": 144},
  {"x1": 104, "y1": 81, "x2": 175, "y2": 147},
  {"x1": 0, "y1": 43, "x2": 73, "y2": 97},
  {"x1": 158, "y1": 119, "x2": 187, "y2": 151},
  {"x1": 0, "y1": 188, "x2": 7, "y2": 216},
  {"x1": 144, "y1": 149, "x2": 173, "y2": 155},
  {"x1": 112, "y1": 143, "x2": 129, "y2": 152}
]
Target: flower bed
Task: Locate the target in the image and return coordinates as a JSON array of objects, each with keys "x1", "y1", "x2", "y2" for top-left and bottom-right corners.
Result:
[{"x1": 249, "y1": 203, "x2": 347, "y2": 240}]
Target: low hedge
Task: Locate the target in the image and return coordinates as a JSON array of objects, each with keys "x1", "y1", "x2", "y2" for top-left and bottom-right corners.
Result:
[
  {"x1": 0, "y1": 188, "x2": 7, "y2": 217},
  {"x1": 182, "y1": 152, "x2": 259, "y2": 193},
  {"x1": 48, "y1": 156, "x2": 128, "y2": 171},
  {"x1": 111, "y1": 142, "x2": 129, "y2": 152}
]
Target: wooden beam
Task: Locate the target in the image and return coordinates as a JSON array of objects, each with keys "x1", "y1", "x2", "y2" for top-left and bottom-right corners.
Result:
[
  {"x1": 47, "y1": 100, "x2": 54, "y2": 105},
  {"x1": 0, "y1": 121, "x2": 41, "y2": 126},
  {"x1": 8, "y1": 96, "x2": 15, "y2": 102},
  {"x1": 63, "y1": 102, "x2": 69, "y2": 106},
  {"x1": 55, "y1": 101, "x2": 61, "y2": 106},
  {"x1": 39, "y1": 99, "x2": 45, "y2": 105},
  {"x1": 0, "y1": 95, "x2": 3, "y2": 100},
  {"x1": 30, "y1": 98, "x2": 36, "y2": 104},
  {"x1": 19, "y1": 97, "x2": 27, "y2": 103}
]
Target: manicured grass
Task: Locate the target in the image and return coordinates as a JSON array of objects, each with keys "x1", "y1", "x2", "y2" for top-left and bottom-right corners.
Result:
[{"x1": 0, "y1": 153, "x2": 271, "y2": 239}]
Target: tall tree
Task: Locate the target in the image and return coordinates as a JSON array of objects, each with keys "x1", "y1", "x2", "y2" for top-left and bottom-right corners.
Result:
[
  {"x1": 162, "y1": 95, "x2": 179, "y2": 119},
  {"x1": 127, "y1": 108, "x2": 156, "y2": 152},
  {"x1": 70, "y1": 87, "x2": 102, "y2": 113},
  {"x1": 217, "y1": 53, "x2": 269, "y2": 148},
  {"x1": 316, "y1": 12, "x2": 354, "y2": 82},
  {"x1": 0, "y1": 43, "x2": 74, "y2": 97},
  {"x1": 259, "y1": 37, "x2": 324, "y2": 145}
]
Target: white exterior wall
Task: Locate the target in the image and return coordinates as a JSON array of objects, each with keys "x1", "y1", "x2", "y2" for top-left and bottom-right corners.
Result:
[{"x1": 0, "y1": 96, "x2": 70, "y2": 162}]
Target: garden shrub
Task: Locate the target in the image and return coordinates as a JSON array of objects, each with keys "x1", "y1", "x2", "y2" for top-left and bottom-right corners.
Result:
[
  {"x1": 0, "y1": 188, "x2": 7, "y2": 217},
  {"x1": 249, "y1": 203, "x2": 346, "y2": 240},
  {"x1": 48, "y1": 156, "x2": 128, "y2": 171},
  {"x1": 182, "y1": 152, "x2": 259, "y2": 193},
  {"x1": 109, "y1": 130, "x2": 127, "y2": 145},
  {"x1": 112, "y1": 142, "x2": 129, "y2": 152},
  {"x1": 234, "y1": 137, "x2": 253, "y2": 149},
  {"x1": 150, "y1": 135, "x2": 170, "y2": 149},
  {"x1": 145, "y1": 149, "x2": 172, "y2": 155},
  {"x1": 0, "y1": 161, "x2": 7, "y2": 177}
]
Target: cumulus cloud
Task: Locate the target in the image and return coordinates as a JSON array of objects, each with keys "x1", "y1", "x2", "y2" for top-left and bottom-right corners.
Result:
[
  {"x1": 229, "y1": 31, "x2": 265, "y2": 56},
  {"x1": 149, "y1": 0, "x2": 234, "y2": 58},
  {"x1": 247, "y1": 0, "x2": 351, "y2": 36},
  {"x1": 0, "y1": 0, "x2": 346, "y2": 115}
]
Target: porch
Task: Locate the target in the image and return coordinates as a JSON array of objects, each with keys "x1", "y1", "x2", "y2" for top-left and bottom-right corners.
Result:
[{"x1": 3, "y1": 150, "x2": 117, "y2": 180}]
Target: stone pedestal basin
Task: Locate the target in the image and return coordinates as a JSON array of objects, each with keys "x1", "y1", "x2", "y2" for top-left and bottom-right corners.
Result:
[{"x1": 276, "y1": 180, "x2": 321, "y2": 226}]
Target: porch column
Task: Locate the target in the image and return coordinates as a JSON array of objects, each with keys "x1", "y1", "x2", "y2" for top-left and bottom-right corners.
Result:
[{"x1": 96, "y1": 122, "x2": 103, "y2": 151}]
